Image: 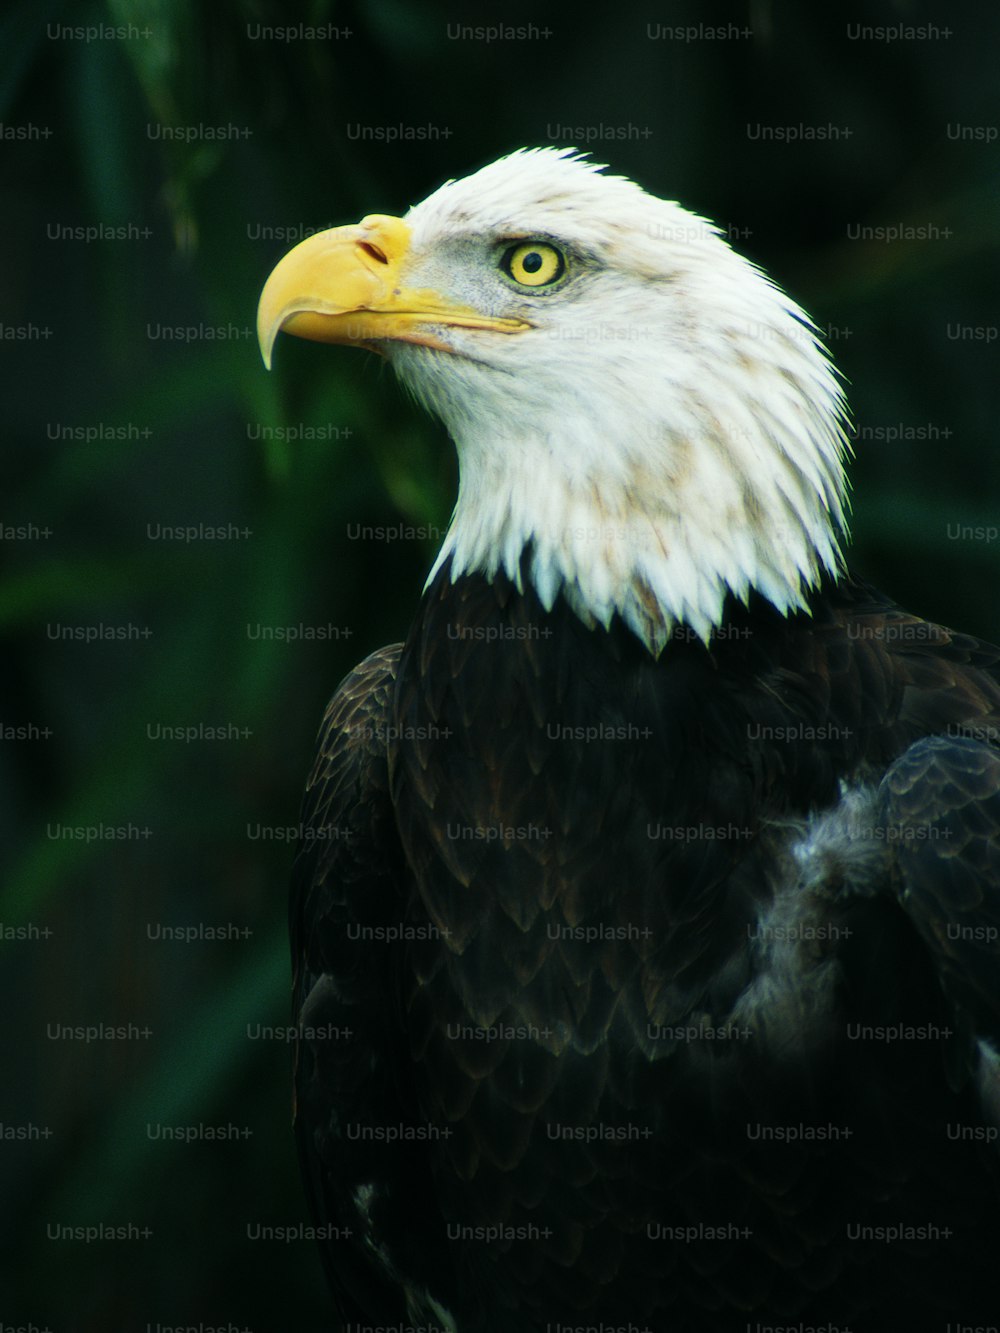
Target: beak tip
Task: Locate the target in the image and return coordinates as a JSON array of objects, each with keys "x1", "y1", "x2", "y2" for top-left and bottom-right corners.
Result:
[{"x1": 257, "y1": 310, "x2": 278, "y2": 371}]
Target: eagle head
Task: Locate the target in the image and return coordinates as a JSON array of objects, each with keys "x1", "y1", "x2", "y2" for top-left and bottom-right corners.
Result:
[{"x1": 258, "y1": 147, "x2": 850, "y2": 652}]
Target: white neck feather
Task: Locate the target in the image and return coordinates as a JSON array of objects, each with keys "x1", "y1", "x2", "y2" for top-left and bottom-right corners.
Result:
[{"x1": 420, "y1": 309, "x2": 848, "y2": 654}]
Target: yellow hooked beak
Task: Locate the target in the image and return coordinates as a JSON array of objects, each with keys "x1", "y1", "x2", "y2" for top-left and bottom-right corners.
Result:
[{"x1": 257, "y1": 213, "x2": 530, "y2": 368}]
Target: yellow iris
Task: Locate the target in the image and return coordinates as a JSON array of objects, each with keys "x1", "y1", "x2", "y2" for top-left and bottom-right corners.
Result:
[{"x1": 501, "y1": 242, "x2": 566, "y2": 288}]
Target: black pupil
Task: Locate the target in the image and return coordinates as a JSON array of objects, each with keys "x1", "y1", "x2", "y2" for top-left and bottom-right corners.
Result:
[{"x1": 522, "y1": 250, "x2": 544, "y2": 274}]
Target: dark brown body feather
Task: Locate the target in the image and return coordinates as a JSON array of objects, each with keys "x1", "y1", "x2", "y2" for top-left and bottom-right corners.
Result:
[{"x1": 291, "y1": 562, "x2": 1000, "y2": 1331}]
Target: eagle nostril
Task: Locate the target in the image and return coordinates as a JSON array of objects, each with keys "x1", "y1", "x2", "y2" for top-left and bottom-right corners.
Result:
[{"x1": 359, "y1": 241, "x2": 389, "y2": 264}]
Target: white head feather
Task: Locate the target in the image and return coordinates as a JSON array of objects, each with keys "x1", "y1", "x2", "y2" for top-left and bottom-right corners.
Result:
[{"x1": 384, "y1": 147, "x2": 850, "y2": 654}]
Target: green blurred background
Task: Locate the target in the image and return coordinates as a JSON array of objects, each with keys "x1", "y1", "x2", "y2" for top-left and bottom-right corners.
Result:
[{"x1": 2, "y1": 0, "x2": 998, "y2": 1328}]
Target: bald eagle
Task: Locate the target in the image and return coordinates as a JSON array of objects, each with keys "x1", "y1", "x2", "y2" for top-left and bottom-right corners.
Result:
[{"x1": 258, "y1": 150, "x2": 1000, "y2": 1331}]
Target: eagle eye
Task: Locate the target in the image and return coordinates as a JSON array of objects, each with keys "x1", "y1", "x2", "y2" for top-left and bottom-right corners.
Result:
[{"x1": 500, "y1": 241, "x2": 566, "y2": 288}]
